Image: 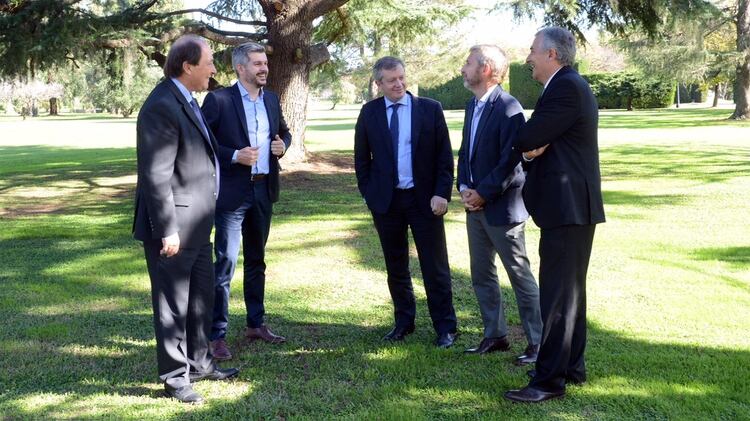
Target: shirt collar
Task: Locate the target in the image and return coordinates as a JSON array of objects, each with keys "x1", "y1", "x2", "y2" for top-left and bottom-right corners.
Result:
[
  {"x1": 384, "y1": 93, "x2": 409, "y2": 108},
  {"x1": 170, "y1": 78, "x2": 194, "y2": 104},
  {"x1": 476, "y1": 84, "x2": 498, "y2": 107},
  {"x1": 237, "y1": 81, "x2": 264, "y2": 100}
]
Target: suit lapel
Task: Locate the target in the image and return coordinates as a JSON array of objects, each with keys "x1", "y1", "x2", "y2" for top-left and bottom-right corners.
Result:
[
  {"x1": 262, "y1": 91, "x2": 278, "y2": 135},
  {"x1": 231, "y1": 84, "x2": 251, "y2": 145},
  {"x1": 409, "y1": 92, "x2": 421, "y2": 155},
  {"x1": 470, "y1": 85, "x2": 500, "y2": 162},
  {"x1": 166, "y1": 80, "x2": 216, "y2": 157}
]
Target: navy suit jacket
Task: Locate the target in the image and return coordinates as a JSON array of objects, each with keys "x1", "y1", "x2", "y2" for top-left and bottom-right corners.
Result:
[
  {"x1": 354, "y1": 92, "x2": 453, "y2": 217},
  {"x1": 513, "y1": 66, "x2": 605, "y2": 229},
  {"x1": 202, "y1": 83, "x2": 291, "y2": 211},
  {"x1": 456, "y1": 85, "x2": 528, "y2": 226},
  {"x1": 133, "y1": 79, "x2": 219, "y2": 248}
]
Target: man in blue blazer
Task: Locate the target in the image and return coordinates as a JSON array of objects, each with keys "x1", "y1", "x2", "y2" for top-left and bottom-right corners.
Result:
[
  {"x1": 201, "y1": 42, "x2": 292, "y2": 360},
  {"x1": 457, "y1": 45, "x2": 542, "y2": 361},
  {"x1": 134, "y1": 35, "x2": 238, "y2": 404},
  {"x1": 505, "y1": 27, "x2": 605, "y2": 403},
  {"x1": 354, "y1": 56, "x2": 458, "y2": 348}
]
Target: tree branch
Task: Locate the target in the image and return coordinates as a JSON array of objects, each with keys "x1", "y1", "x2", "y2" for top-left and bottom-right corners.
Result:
[
  {"x1": 161, "y1": 8, "x2": 266, "y2": 27},
  {"x1": 307, "y1": 0, "x2": 350, "y2": 20}
]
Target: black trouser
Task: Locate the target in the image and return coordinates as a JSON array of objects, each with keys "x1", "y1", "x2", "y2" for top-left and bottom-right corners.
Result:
[
  {"x1": 371, "y1": 188, "x2": 457, "y2": 334},
  {"x1": 530, "y1": 224, "x2": 595, "y2": 392},
  {"x1": 144, "y1": 241, "x2": 214, "y2": 389}
]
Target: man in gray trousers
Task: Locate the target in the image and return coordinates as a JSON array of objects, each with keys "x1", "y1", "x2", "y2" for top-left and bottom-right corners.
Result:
[{"x1": 457, "y1": 45, "x2": 542, "y2": 363}]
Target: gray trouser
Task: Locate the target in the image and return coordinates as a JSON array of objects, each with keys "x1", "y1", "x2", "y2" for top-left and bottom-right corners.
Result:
[{"x1": 467, "y1": 211, "x2": 542, "y2": 344}]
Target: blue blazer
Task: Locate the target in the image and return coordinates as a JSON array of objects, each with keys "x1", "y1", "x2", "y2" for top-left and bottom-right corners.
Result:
[
  {"x1": 456, "y1": 85, "x2": 528, "y2": 226},
  {"x1": 202, "y1": 83, "x2": 291, "y2": 211},
  {"x1": 354, "y1": 92, "x2": 454, "y2": 217},
  {"x1": 513, "y1": 66, "x2": 605, "y2": 229}
]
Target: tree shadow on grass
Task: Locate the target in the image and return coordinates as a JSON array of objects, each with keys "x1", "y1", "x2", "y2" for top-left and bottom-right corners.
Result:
[
  {"x1": 598, "y1": 108, "x2": 748, "y2": 129},
  {"x1": 600, "y1": 144, "x2": 750, "y2": 184},
  {"x1": 692, "y1": 246, "x2": 750, "y2": 270}
]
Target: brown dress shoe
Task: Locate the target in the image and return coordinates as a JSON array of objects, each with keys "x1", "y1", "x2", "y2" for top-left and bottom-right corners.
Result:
[
  {"x1": 515, "y1": 343, "x2": 539, "y2": 365},
  {"x1": 210, "y1": 338, "x2": 232, "y2": 361},
  {"x1": 464, "y1": 336, "x2": 510, "y2": 354},
  {"x1": 245, "y1": 325, "x2": 286, "y2": 344}
]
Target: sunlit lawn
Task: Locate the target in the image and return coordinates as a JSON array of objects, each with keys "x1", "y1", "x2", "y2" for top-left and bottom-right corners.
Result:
[{"x1": 0, "y1": 104, "x2": 748, "y2": 420}]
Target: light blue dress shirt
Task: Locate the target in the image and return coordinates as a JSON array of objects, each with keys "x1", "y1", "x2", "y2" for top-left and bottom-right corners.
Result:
[
  {"x1": 237, "y1": 82, "x2": 271, "y2": 175},
  {"x1": 460, "y1": 84, "x2": 496, "y2": 190},
  {"x1": 384, "y1": 94, "x2": 414, "y2": 189}
]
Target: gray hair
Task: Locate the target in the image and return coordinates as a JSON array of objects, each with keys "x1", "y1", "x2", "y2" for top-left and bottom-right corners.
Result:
[
  {"x1": 469, "y1": 44, "x2": 510, "y2": 83},
  {"x1": 232, "y1": 42, "x2": 266, "y2": 75},
  {"x1": 536, "y1": 27, "x2": 576, "y2": 67},
  {"x1": 372, "y1": 56, "x2": 405, "y2": 81}
]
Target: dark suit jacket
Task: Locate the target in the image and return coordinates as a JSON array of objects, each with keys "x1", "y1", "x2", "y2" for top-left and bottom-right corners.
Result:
[
  {"x1": 456, "y1": 85, "x2": 528, "y2": 226},
  {"x1": 513, "y1": 66, "x2": 605, "y2": 229},
  {"x1": 201, "y1": 83, "x2": 291, "y2": 211},
  {"x1": 133, "y1": 79, "x2": 219, "y2": 248},
  {"x1": 354, "y1": 92, "x2": 454, "y2": 217}
]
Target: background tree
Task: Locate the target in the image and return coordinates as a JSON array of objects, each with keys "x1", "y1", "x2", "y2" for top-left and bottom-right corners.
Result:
[{"x1": 502, "y1": 0, "x2": 750, "y2": 119}]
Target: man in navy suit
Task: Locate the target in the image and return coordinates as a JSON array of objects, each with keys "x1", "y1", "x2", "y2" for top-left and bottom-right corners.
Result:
[
  {"x1": 201, "y1": 42, "x2": 292, "y2": 360},
  {"x1": 134, "y1": 35, "x2": 238, "y2": 404},
  {"x1": 354, "y1": 56, "x2": 458, "y2": 348},
  {"x1": 504, "y1": 27, "x2": 605, "y2": 403},
  {"x1": 457, "y1": 45, "x2": 542, "y2": 361}
]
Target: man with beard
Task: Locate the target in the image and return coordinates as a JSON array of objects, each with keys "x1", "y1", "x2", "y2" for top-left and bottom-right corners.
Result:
[
  {"x1": 504, "y1": 27, "x2": 605, "y2": 403},
  {"x1": 202, "y1": 42, "x2": 292, "y2": 360},
  {"x1": 457, "y1": 45, "x2": 542, "y2": 362},
  {"x1": 134, "y1": 35, "x2": 239, "y2": 404}
]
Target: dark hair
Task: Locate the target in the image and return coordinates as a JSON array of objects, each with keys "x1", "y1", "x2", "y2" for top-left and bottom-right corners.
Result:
[
  {"x1": 163, "y1": 35, "x2": 206, "y2": 78},
  {"x1": 372, "y1": 56, "x2": 405, "y2": 81}
]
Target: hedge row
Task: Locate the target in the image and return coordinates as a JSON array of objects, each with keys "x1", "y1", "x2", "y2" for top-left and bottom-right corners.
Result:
[{"x1": 422, "y1": 63, "x2": 677, "y2": 110}]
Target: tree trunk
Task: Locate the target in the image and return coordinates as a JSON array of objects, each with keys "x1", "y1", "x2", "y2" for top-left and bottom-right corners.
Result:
[
  {"x1": 712, "y1": 84, "x2": 720, "y2": 107},
  {"x1": 731, "y1": 0, "x2": 750, "y2": 119},
  {"x1": 49, "y1": 97, "x2": 58, "y2": 115},
  {"x1": 260, "y1": 0, "x2": 347, "y2": 163}
]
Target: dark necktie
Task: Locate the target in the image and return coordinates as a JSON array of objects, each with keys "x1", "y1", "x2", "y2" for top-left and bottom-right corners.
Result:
[
  {"x1": 389, "y1": 103, "x2": 400, "y2": 186},
  {"x1": 190, "y1": 98, "x2": 210, "y2": 139}
]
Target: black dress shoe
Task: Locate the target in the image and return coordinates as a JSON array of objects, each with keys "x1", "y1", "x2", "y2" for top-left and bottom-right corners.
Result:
[
  {"x1": 504, "y1": 386, "x2": 565, "y2": 403},
  {"x1": 464, "y1": 336, "x2": 510, "y2": 354},
  {"x1": 515, "y1": 343, "x2": 539, "y2": 365},
  {"x1": 383, "y1": 325, "x2": 415, "y2": 341},
  {"x1": 165, "y1": 385, "x2": 204, "y2": 404},
  {"x1": 435, "y1": 332, "x2": 457, "y2": 348},
  {"x1": 527, "y1": 369, "x2": 585, "y2": 385},
  {"x1": 189, "y1": 366, "x2": 240, "y2": 382}
]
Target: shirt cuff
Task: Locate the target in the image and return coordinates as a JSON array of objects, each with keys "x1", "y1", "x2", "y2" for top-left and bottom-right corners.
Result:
[{"x1": 231, "y1": 150, "x2": 238, "y2": 163}]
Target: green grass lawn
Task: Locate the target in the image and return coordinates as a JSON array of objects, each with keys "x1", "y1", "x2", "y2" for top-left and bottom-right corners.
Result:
[{"x1": 0, "y1": 105, "x2": 748, "y2": 420}]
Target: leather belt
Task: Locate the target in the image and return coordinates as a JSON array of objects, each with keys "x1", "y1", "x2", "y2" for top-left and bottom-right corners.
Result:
[{"x1": 250, "y1": 173, "x2": 267, "y2": 181}]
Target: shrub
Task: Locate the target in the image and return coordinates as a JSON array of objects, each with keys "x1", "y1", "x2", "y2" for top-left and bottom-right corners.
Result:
[
  {"x1": 419, "y1": 75, "x2": 472, "y2": 110},
  {"x1": 509, "y1": 62, "x2": 542, "y2": 109}
]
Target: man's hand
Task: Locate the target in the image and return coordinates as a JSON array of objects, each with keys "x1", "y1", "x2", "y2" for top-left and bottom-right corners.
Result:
[
  {"x1": 271, "y1": 135, "x2": 286, "y2": 156},
  {"x1": 522, "y1": 144, "x2": 549, "y2": 161},
  {"x1": 161, "y1": 232, "x2": 180, "y2": 257},
  {"x1": 460, "y1": 188, "x2": 485, "y2": 212},
  {"x1": 236, "y1": 146, "x2": 259, "y2": 166},
  {"x1": 430, "y1": 195, "x2": 448, "y2": 216}
]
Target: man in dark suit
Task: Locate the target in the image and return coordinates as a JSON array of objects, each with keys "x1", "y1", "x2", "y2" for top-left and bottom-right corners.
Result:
[
  {"x1": 133, "y1": 35, "x2": 239, "y2": 405},
  {"x1": 504, "y1": 27, "x2": 605, "y2": 403},
  {"x1": 457, "y1": 45, "x2": 542, "y2": 362},
  {"x1": 201, "y1": 42, "x2": 292, "y2": 360},
  {"x1": 354, "y1": 56, "x2": 458, "y2": 348}
]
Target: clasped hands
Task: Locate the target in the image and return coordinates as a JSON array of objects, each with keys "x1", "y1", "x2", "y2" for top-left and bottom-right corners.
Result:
[
  {"x1": 235, "y1": 135, "x2": 286, "y2": 166},
  {"x1": 461, "y1": 189, "x2": 485, "y2": 212}
]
